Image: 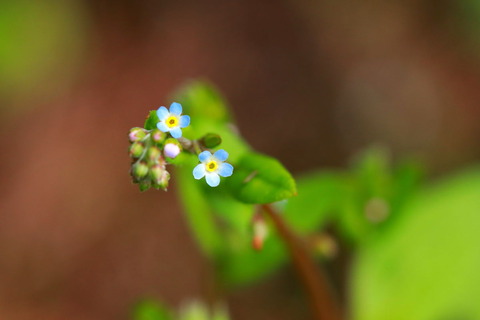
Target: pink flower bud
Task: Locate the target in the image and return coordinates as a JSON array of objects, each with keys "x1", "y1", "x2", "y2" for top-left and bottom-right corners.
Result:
[{"x1": 128, "y1": 127, "x2": 146, "y2": 142}]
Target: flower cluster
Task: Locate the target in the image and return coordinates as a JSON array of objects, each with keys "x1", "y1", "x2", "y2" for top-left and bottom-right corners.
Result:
[
  {"x1": 128, "y1": 102, "x2": 234, "y2": 191},
  {"x1": 128, "y1": 102, "x2": 189, "y2": 191}
]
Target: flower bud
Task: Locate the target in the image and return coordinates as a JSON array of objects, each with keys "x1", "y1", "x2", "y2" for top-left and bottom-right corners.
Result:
[
  {"x1": 147, "y1": 146, "x2": 161, "y2": 162},
  {"x1": 201, "y1": 133, "x2": 222, "y2": 149},
  {"x1": 132, "y1": 162, "x2": 149, "y2": 179},
  {"x1": 128, "y1": 127, "x2": 147, "y2": 142},
  {"x1": 151, "y1": 129, "x2": 166, "y2": 143},
  {"x1": 164, "y1": 143, "x2": 181, "y2": 159},
  {"x1": 139, "y1": 181, "x2": 151, "y2": 192},
  {"x1": 150, "y1": 164, "x2": 170, "y2": 190},
  {"x1": 129, "y1": 142, "x2": 144, "y2": 158},
  {"x1": 252, "y1": 214, "x2": 268, "y2": 251}
]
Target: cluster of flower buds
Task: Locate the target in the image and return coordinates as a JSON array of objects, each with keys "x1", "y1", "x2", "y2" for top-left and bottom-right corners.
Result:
[{"x1": 128, "y1": 127, "x2": 182, "y2": 191}]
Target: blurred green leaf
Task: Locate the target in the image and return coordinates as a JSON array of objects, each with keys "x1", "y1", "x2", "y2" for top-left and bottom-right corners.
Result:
[
  {"x1": 351, "y1": 167, "x2": 480, "y2": 320},
  {"x1": 0, "y1": 0, "x2": 86, "y2": 106},
  {"x1": 144, "y1": 111, "x2": 160, "y2": 130},
  {"x1": 283, "y1": 171, "x2": 345, "y2": 233},
  {"x1": 178, "y1": 301, "x2": 231, "y2": 320},
  {"x1": 353, "y1": 147, "x2": 391, "y2": 196},
  {"x1": 178, "y1": 301, "x2": 210, "y2": 320},
  {"x1": 218, "y1": 233, "x2": 287, "y2": 287},
  {"x1": 455, "y1": 0, "x2": 480, "y2": 55},
  {"x1": 211, "y1": 305, "x2": 230, "y2": 320},
  {"x1": 173, "y1": 80, "x2": 231, "y2": 123},
  {"x1": 133, "y1": 300, "x2": 171, "y2": 320},
  {"x1": 335, "y1": 148, "x2": 422, "y2": 244},
  {"x1": 227, "y1": 152, "x2": 297, "y2": 204},
  {"x1": 206, "y1": 190, "x2": 254, "y2": 237}
]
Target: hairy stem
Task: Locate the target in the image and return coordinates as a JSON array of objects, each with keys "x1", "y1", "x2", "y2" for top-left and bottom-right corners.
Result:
[{"x1": 262, "y1": 204, "x2": 343, "y2": 320}]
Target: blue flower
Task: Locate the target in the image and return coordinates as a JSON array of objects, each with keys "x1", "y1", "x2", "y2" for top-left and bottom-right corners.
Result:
[
  {"x1": 156, "y1": 102, "x2": 190, "y2": 138},
  {"x1": 193, "y1": 149, "x2": 234, "y2": 187}
]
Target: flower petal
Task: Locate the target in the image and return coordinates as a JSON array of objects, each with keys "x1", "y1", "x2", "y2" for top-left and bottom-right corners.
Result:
[
  {"x1": 156, "y1": 106, "x2": 169, "y2": 120},
  {"x1": 218, "y1": 162, "x2": 233, "y2": 177},
  {"x1": 179, "y1": 115, "x2": 190, "y2": 128},
  {"x1": 214, "y1": 149, "x2": 229, "y2": 161},
  {"x1": 193, "y1": 164, "x2": 206, "y2": 179},
  {"x1": 206, "y1": 172, "x2": 220, "y2": 187},
  {"x1": 198, "y1": 151, "x2": 212, "y2": 162},
  {"x1": 170, "y1": 127, "x2": 182, "y2": 138},
  {"x1": 157, "y1": 121, "x2": 170, "y2": 132},
  {"x1": 170, "y1": 102, "x2": 182, "y2": 115}
]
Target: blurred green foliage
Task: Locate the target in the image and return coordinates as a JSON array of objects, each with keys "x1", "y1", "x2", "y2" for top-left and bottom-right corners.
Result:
[
  {"x1": 0, "y1": 0, "x2": 87, "y2": 108},
  {"x1": 135, "y1": 81, "x2": 480, "y2": 320},
  {"x1": 170, "y1": 81, "x2": 297, "y2": 286},
  {"x1": 133, "y1": 300, "x2": 229, "y2": 320},
  {"x1": 133, "y1": 300, "x2": 172, "y2": 320},
  {"x1": 352, "y1": 167, "x2": 480, "y2": 320},
  {"x1": 456, "y1": 0, "x2": 480, "y2": 53},
  {"x1": 168, "y1": 81, "x2": 426, "y2": 289}
]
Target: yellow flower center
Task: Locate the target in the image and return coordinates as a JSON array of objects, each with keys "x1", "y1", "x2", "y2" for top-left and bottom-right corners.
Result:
[
  {"x1": 206, "y1": 160, "x2": 218, "y2": 172},
  {"x1": 166, "y1": 116, "x2": 178, "y2": 128}
]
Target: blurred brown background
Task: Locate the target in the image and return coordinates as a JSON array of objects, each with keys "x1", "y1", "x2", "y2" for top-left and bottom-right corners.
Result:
[{"x1": 0, "y1": 0, "x2": 479, "y2": 319}]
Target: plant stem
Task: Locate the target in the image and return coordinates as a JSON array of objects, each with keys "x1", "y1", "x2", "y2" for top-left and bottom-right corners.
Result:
[{"x1": 261, "y1": 204, "x2": 343, "y2": 320}]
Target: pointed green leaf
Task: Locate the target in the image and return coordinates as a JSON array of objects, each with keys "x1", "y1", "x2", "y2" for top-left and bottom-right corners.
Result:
[{"x1": 227, "y1": 152, "x2": 296, "y2": 204}]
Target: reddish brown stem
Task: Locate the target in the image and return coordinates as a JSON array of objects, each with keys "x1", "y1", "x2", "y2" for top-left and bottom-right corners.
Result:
[{"x1": 261, "y1": 204, "x2": 343, "y2": 320}]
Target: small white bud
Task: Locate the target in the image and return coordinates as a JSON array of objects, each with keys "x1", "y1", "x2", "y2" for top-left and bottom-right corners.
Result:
[{"x1": 164, "y1": 143, "x2": 181, "y2": 159}]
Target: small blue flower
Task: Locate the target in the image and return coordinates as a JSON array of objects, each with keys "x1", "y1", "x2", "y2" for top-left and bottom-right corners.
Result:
[
  {"x1": 156, "y1": 102, "x2": 190, "y2": 138},
  {"x1": 193, "y1": 149, "x2": 234, "y2": 187}
]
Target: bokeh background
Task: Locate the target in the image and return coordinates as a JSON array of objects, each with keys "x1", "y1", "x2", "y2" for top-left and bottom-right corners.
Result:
[{"x1": 1, "y1": 0, "x2": 480, "y2": 319}]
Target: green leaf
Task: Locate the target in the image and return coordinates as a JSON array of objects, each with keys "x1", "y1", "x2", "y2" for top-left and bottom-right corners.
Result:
[
  {"x1": 335, "y1": 148, "x2": 422, "y2": 244},
  {"x1": 352, "y1": 147, "x2": 391, "y2": 198},
  {"x1": 284, "y1": 171, "x2": 346, "y2": 233},
  {"x1": 133, "y1": 300, "x2": 171, "y2": 320},
  {"x1": 227, "y1": 152, "x2": 297, "y2": 204},
  {"x1": 351, "y1": 167, "x2": 480, "y2": 320},
  {"x1": 219, "y1": 235, "x2": 287, "y2": 288},
  {"x1": 144, "y1": 110, "x2": 159, "y2": 130}
]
